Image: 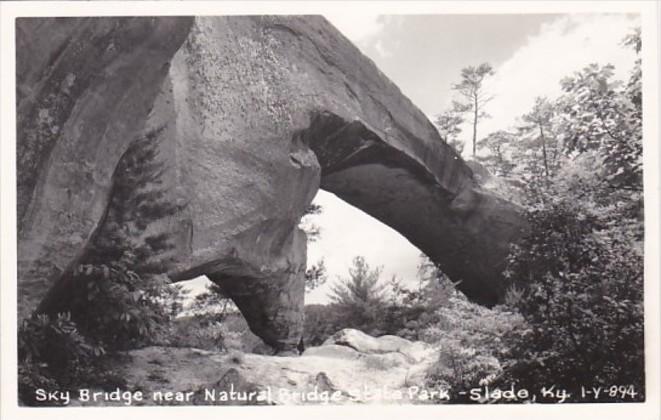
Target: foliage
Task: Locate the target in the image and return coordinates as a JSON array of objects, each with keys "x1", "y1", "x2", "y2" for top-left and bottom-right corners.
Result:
[
  {"x1": 189, "y1": 282, "x2": 235, "y2": 321},
  {"x1": 305, "y1": 259, "x2": 328, "y2": 292},
  {"x1": 303, "y1": 304, "x2": 345, "y2": 346},
  {"x1": 482, "y1": 28, "x2": 645, "y2": 402},
  {"x1": 303, "y1": 256, "x2": 453, "y2": 342},
  {"x1": 17, "y1": 313, "x2": 105, "y2": 405},
  {"x1": 168, "y1": 311, "x2": 262, "y2": 353},
  {"x1": 168, "y1": 317, "x2": 225, "y2": 351},
  {"x1": 476, "y1": 130, "x2": 517, "y2": 177},
  {"x1": 426, "y1": 340, "x2": 502, "y2": 402},
  {"x1": 327, "y1": 256, "x2": 388, "y2": 333},
  {"x1": 59, "y1": 127, "x2": 184, "y2": 351},
  {"x1": 64, "y1": 264, "x2": 176, "y2": 350},
  {"x1": 381, "y1": 257, "x2": 455, "y2": 340},
  {"x1": 434, "y1": 105, "x2": 466, "y2": 154},
  {"x1": 422, "y1": 293, "x2": 525, "y2": 402},
  {"x1": 81, "y1": 127, "x2": 181, "y2": 274},
  {"x1": 496, "y1": 198, "x2": 644, "y2": 401},
  {"x1": 555, "y1": 63, "x2": 642, "y2": 191},
  {"x1": 300, "y1": 203, "x2": 327, "y2": 293}
]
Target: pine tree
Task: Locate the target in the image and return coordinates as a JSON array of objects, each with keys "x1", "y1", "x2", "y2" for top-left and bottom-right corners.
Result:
[
  {"x1": 328, "y1": 256, "x2": 387, "y2": 333},
  {"x1": 452, "y1": 63, "x2": 495, "y2": 157},
  {"x1": 64, "y1": 126, "x2": 185, "y2": 350}
]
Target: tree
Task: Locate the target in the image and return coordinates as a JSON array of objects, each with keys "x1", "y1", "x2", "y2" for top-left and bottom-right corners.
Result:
[
  {"x1": 327, "y1": 256, "x2": 387, "y2": 333},
  {"x1": 190, "y1": 282, "x2": 235, "y2": 320},
  {"x1": 434, "y1": 103, "x2": 467, "y2": 154},
  {"x1": 493, "y1": 28, "x2": 645, "y2": 401},
  {"x1": 305, "y1": 259, "x2": 328, "y2": 292},
  {"x1": 381, "y1": 255, "x2": 457, "y2": 340},
  {"x1": 555, "y1": 62, "x2": 642, "y2": 191},
  {"x1": 452, "y1": 63, "x2": 495, "y2": 157},
  {"x1": 476, "y1": 130, "x2": 516, "y2": 177},
  {"x1": 518, "y1": 97, "x2": 559, "y2": 184},
  {"x1": 498, "y1": 198, "x2": 644, "y2": 401},
  {"x1": 299, "y1": 202, "x2": 328, "y2": 294},
  {"x1": 61, "y1": 127, "x2": 184, "y2": 350}
]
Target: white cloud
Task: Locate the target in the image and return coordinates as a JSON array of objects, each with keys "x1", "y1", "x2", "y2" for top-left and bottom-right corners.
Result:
[
  {"x1": 373, "y1": 39, "x2": 393, "y2": 58},
  {"x1": 324, "y1": 14, "x2": 399, "y2": 58},
  {"x1": 324, "y1": 14, "x2": 384, "y2": 44},
  {"x1": 477, "y1": 14, "x2": 640, "y2": 141}
]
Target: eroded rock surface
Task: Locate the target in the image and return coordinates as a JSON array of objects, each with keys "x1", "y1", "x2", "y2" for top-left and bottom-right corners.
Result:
[
  {"x1": 75, "y1": 331, "x2": 440, "y2": 406},
  {"x1": 16, "y1": 17, "x2": 195, "y2": 321},
  {"x1": 322, "y1": 328, "x2": 435, "y2": 364},
  {"x1": 17, "y1": 16, "x2": 526, "y2": 351}
]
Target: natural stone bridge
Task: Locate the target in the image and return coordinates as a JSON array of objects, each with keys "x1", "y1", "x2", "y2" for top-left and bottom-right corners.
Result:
[{"x1": 17, "y1": 16, "x2": 525, "y2": 352}]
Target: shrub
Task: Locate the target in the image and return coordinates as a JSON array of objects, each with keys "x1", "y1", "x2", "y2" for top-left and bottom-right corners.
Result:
[
  {"x1": 496, "y1": 200, "x2": 645, "y2": 402},
  {"x1": 418, "y1": 294, "x2": 523, "y2": 402},
  {"x1": 303, "y1": 304, "x2": 344, "y2": 346},
  {"x1": 425, "y1": 338, "x2": 502, "y2": 402},
  {"x1": 17, "y1": 313, "x2": 103, "y2": 405},
  {"x1": 64, "y1": 264, "x2": 174, "y2": 350}
]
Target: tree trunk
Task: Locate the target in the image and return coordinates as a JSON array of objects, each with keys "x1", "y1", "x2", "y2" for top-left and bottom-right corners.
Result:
[
  {"x1": 472, "y1": 95, "x2": 478, "y2": 157},
  {"x1": 539, "y1": 124, "x2": 550, "y2": 183}
]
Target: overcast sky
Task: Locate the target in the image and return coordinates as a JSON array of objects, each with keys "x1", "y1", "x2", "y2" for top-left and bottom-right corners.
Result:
[{"x1": 182, "y1": 13, "x2": 640, "y2": 306}]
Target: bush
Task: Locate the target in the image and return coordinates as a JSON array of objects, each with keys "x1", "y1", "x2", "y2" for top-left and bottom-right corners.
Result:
[
  {"x1": 425, "y1": 339, "x2": 502, "y2": 403},
  {"x1": 303, "y1": 304, "x2": 344, "y2": 346},
  {"x1": 382, "y1": 264, "x2": 455, "y2": 340},
  {"x1": 17, "y1": 313, "x2": 103, "y2": 405},
  {"x1": 168, "y1": 311, "x2": 262, "y2": 353},
  {"x1": 65, "y1": 264, "x2": 175, "y2": 350},
  {"x1": 496, "y1": 200, "x2": 645, "y2": 401},
  {"x1": 419, "y1": 294, "x2": 524, "y2": 402}
]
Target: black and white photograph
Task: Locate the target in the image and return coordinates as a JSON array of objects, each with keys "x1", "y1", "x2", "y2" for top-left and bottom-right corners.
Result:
[{"x1": 1, "y1": 1, "x2": 659, "y2": 419}]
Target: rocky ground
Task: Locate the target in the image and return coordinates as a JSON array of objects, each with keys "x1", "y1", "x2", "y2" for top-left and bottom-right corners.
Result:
[{"x1": 71, "y1": 329, "x2": 440, "y2": 406}]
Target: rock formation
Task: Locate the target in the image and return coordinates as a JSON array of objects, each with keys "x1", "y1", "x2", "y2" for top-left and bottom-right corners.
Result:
[
  {"x1": 71, "y1": 329, "x2": 440, "y2": 406},
  {"x1": 17, "y1": 16, "x2": 526, "y2": 352}
]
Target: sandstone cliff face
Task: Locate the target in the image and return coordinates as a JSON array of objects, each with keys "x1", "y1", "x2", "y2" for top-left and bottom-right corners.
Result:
[
  {"x1": 17, "y1": 16, "x2": 526, "y2": 351},
  {"x1": 16, "y1": 17, "x2": 195, "y2": 321}
]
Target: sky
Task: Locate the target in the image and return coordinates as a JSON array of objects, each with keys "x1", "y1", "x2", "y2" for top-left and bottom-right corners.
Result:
[{"x1": 181, "y1": 13, "x2": 641, "y2": 306}]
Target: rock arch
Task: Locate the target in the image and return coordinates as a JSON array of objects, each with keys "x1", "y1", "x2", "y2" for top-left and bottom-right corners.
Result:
[{"x1": 17, "y1": 16, "x2": 526, "y2": 352}]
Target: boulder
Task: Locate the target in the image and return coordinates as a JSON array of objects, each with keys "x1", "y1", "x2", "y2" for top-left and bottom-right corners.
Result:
[
  {"x1": 302, "y1": 344, "x2": 362, "y2": 360},
  {"x1": 323, "y1": 328, "x2": 435, "y2": 364}
]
